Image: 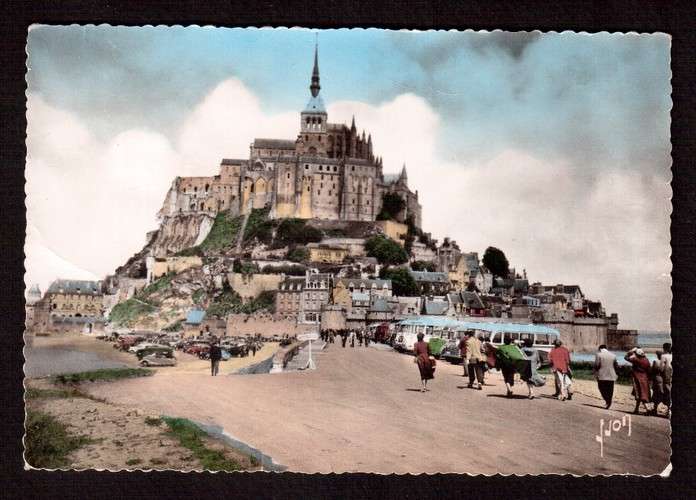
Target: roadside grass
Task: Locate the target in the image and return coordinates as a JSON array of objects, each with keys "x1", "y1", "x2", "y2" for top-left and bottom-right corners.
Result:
[
  {"x1": 52, "y1": 368, "x2": 153, "y2": 385},
  {"x1": 144, "y1": 416, "x2": 162, "y2": 426},
  {"x1": 162, "y1": 417, "x2": 244, "y2": 472},
  {"x1": 25, "y1": 387, "x2": 89, "y2": 400},
  {"x1": 24, "y1": 409, "x2": 97, "y2": 469}
]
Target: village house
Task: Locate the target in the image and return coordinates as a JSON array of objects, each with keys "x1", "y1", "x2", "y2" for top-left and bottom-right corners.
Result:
[
  {"x1": 275, "y1": 276, "x2": 305, "y2": 319},
  {"x1": 301, "y1": 272, "x2": 332, "y2": 323},
  {"x1": 306, "y1": 243, "x2": 349, "y2": 264},
  {"x1": 396, "y1": 296, "x2": 422, "y2": 317},
  {"x1": 409, "y1": 270, "x2": 450, "y2": 295},
  {"x1": 410, "y1": 241, "x2": 437, "y2": 263},
  {"x1": 333, "y1": 277, "x2": 392, "y2": 309}
]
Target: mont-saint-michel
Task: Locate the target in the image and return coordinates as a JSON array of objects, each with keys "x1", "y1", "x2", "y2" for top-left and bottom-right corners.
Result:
[{"x1": 24, "y1": 27, "x2": 671, "y2": 476}]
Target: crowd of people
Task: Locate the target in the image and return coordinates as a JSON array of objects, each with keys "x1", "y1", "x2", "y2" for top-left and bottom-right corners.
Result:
[
  {"x1": 411, "y1": 331, "x2": 672, "y2": 417},
  {"x1": 320, "y1": 329, "x2": 373, "y2": 348}
]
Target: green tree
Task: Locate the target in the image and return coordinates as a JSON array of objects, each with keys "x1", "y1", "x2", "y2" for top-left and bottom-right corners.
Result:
[
  {"x1": 380, "y1": 267, "x2": 419, "y2": 297},
  {"x1": 377, "y1": 193, "x2": 406, "y2": 221},
  {"x1": 411, "y1": 260, "x2": 436, "y2": 272},
  {"x1": 365, "y1": 235, "x2": 408, "y2": 266},
  {"x1": 286, "y1": 246, "x2": 309, "y2": 262},
  {"x1": 275, "y1": 219, "x2": 322, "y2": 246},
  {"x1": 482, "y1": 246, "x2": 510, "y2": 278}
]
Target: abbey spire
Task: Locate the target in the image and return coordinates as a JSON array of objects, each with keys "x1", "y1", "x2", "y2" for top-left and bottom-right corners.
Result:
[{"x1": 310, "y1": 41, "x2": 321, "y2": 98}]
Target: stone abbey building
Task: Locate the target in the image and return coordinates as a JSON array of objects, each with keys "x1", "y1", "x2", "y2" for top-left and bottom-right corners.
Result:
[{"x1": 158, "y1": 44, "x2": 422, "y2": 228}]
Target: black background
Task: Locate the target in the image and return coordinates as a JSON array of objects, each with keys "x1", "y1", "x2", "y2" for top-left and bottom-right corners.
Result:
[{"x1": 1, "y1": 1, "x2": 694, "y2": 498}]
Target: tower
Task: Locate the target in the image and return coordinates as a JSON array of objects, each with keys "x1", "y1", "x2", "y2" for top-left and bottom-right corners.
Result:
[{"x1": 299, "y1": 40, "x2": 328, "y2": 154}]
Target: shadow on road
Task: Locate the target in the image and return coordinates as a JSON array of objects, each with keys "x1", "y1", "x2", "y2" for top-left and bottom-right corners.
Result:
[
  {"x1": 486, "y1": 394, "x2": 530, "y2": 399},
  {"x1": 405, "y1": 388, "x2": 425, "y2": 392}
]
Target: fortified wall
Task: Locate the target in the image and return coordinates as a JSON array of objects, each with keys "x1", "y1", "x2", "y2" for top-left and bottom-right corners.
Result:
[
  {"x1": 226, "y1": 313, "x2": 315, "y2": 337},
  {"x1": 227, "y1": 273, "x2": 284, "y2": 301}
]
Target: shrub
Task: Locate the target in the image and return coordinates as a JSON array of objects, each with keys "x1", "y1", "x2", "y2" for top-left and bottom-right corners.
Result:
[
  {"x1": 380, "y1": 267, "x2": 419, "y2": 297},
  {"x1": 199, "y1": 212, "x2": 243, "y2": 252},
  {"x1": 275, "y1": 218, "x2": 322, "y2": 246},
  {"x1": 287, "y1": 246, "x2": 309, "y2": 262},
  {"x1": 377, "y1": 193, "x2": 405, "y2": 221},
  {"x1": 192, "y1": 289, "x2": 206, "y2": 305},
  {"x1": 138, "y1": 273, "x2": 174, "y2": 303},
  {"x1": 365, "y1": 235, "x2": 408, "y2": 266},
  {"x1": 243, "y1": 208, "x2": 274, "y2": 244},
  {"x1": 52, "y1": 368, "x2": 153, "y2": 385},
  {"x1": 411, "y1": 260, "x2": 436, "y2": 272},
  {"x1": 109, "y1": 299, "x2": 156, "y2": 327},
  {"x1": 174, "y1": 246, "x2": 203, "y2": 257}
]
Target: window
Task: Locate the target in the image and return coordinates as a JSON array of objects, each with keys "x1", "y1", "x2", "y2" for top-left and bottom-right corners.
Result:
[
  {"x1": 305, "y1": 164, "x2": 309, "y2": 169},
  {"x1": 320, "y1": 183, "x2": 323, "y2": 188},
  {"x1": 334, "y1": 166, "x2": 337, "y2": 172},
  {"x1": 287, "y1": 173, "x2": 291, "y2": 179},
  {"x1": 351, "y1": 166, "x2": 355, "y2": 172},
  {"x1": 318, "y1": 190, "x2": 321, "y2": 196},
  {"x1": 307, "y1": 186, "x2": 310, "y2": 192}
]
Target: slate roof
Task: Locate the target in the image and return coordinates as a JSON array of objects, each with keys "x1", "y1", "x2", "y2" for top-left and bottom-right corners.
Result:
[
  {"x1": 304, "y1": 94, "x2": 327, "y2": 113},
  {"x1": 370, "y1": 297, "x2": 393, "y2": 313},
  {"x1": 279, "y1": 277, "x2": 305, "y2": 291},
  {"x1": 410, "y1": 271, "x2": 449, "y2": 283},
  {"x1": 220, "y1": 158, "x2": 247, "y2": 165},
  {"x1": 447, "y1": 292, "x2": 463, "y2": 305},
  {"x1": 336, "y1": 278, "x2": 392, "y2": 290},
  {"x1": 253, "y1": 138, "x2": 297, "y2": 150},
  {"x1": 462, "y1": 291, "x2": 485, "y2": 309},
  {"x1": 352, "y1": 292, "x2": 370, "y2": 303},
  {"x1": 47, "y1": 279, "x2": 101, "y2": 296},
  {"x1": 185, "y1": 309, "x2": 206, "y2": 325}
]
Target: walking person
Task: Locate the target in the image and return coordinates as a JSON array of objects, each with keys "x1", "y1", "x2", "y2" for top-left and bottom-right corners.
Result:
[
  {"x1": 413, "y1": 333, "x2": 435, "y2": 392},
  {"x1": 521, "y1": 338, "x2": 546, "y2": 399},
  {"x1": 458, "y1": 333, "x2": 468, "y2": 377},
  {"x1": 593, "y1": 344, "x2": 619, "y2": 409},
  {"x1": 350, "y1": 330, "x2": 356, "y2": 348},
  {"x1": 464, "y1": 330, "x2": 484, "y2": 390},
  {"x1": 341, "y1": 331, "x2": 347, "y2": 348},
  {"x1": 209, "y1": 340, "x2": 222, "y2": 376},
  {"x1": 357, "y1": 331, "x2": 363, "y2": 347},
  {"x1": 624, "y1": 347, "x2": 652, "y2": 415},
  {"x1": 661, "y1": 343, "x2": 672, "y2": 418},
  {"x1": 364, "y1": 331, "x2": 370, "y2": 347},
  {"x1": 549, "y1": 339, "x2": 573, "y2": 401},
  {"x1": 649, "y1": 351, "x2": 664, "y2": 416},
  {"x1": 251, "y1": 341, "x2": 257, "y2": 357},
  {"x1": 495, "y1": 336, "x2": 524, "y2": 397}
]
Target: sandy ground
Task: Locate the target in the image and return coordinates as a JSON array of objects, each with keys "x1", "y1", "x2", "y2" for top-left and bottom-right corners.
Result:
[
  {"x1": 25, "y1": 379, "x2": 259, "y2": 471},
  {"x1": 84, "y1": 343, "x2": 672, "y2": 475}
]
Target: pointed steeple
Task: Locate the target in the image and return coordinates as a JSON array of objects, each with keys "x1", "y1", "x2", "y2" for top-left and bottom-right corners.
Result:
[
  {"x1": 400, "y1": 163, "x2": 408, "y2": 182},
  {"x1": 310, "y1": 38, "x2": 321, "y2": 98},
  {"x1": 350, "y1": 115, "x2": 356, "y2": 132},
  {"x1": 367, "y1": 133, "x2": 372, "y2": 144}
]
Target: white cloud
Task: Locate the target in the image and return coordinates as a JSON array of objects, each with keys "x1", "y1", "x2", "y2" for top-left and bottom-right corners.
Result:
[{"x1": 25, "y1": 80, "x2": 671, "y2": 330}]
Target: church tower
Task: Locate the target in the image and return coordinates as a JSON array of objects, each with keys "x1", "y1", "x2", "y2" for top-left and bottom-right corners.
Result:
[{"x1": 298, "y1": 41, "x2": 328, "y2": 156}]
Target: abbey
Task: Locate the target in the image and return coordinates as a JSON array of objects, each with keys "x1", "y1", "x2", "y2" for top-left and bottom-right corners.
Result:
[{"x1": 158, "y1": 45, "x2": 422, "y2": 228}]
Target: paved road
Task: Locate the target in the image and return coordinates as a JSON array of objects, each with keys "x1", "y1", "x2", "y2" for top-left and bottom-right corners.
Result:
[{"x1": 87, "y1": 343, "x2": 671, "y2": 474}]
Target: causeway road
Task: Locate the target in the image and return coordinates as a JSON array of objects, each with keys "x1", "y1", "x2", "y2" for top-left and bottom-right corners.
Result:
[{"x1": 86, "y1": 343, "x2": 671, "y2": 474}]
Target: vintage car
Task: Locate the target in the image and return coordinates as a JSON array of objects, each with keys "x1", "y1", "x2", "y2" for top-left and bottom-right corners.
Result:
[
  {"x1": 223, "y1": 343, "x2": 248, "y2": 357},
  {"x1": 114, "y1": 335, "x2": 145, "y2": 351},
  {"x1": 136, "y1": 345, "x2": 174, "y2": 360},
  {"x1": 183, "y1": 343, "x2": 209, "y2": 355},
  {"x1": 140, "y1": 352, "x2": 177, "y2": 367},
  {"x1": 129, "y1": 342, "x2": 159, "y2": 354}
]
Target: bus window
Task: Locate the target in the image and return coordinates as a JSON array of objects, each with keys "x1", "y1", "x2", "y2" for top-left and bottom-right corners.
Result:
[
  {"x1": 491, "y1": 332, "x2": 502, "y2": 343},
  {"x1": 520, "y1": 333, "x2": 533, "y2": 344},
  {"x1": 535, "y1": 334, "x2": 550, "y2": 345}
]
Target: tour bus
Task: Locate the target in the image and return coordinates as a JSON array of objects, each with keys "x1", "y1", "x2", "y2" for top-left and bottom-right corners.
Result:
[{"x1": 395, "y1": 316, "x2": 560, "y2": 365}]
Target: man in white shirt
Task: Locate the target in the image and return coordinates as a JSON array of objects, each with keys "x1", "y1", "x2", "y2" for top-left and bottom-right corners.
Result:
[{"x1": 594, "y1": 344, "x2": 619, "y2": 409}]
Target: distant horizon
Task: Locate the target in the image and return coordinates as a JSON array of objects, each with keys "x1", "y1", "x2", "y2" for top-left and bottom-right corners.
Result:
[{"x1": 25, "y1": 27, "x2": 672, "y2": 331}]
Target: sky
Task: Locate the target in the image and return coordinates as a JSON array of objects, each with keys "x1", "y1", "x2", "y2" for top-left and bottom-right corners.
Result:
[{"x1": 25, "y1": 26, "x2": 672, "y2": 331}]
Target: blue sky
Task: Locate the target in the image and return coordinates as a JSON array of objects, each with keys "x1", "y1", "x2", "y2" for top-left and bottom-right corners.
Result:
[{"x1": 25, "y1": 26, "x2": 672, "y2": 330}]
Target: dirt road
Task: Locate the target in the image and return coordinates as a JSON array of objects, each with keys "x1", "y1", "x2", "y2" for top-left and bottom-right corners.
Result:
[{"x1": 86, "y1": 343, "x2": 671, "y2": 475}]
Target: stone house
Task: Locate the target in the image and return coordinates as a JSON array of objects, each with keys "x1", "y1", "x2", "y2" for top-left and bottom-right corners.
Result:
[
  {"x1": 275, "y1": 276, "x2": 305, "y2": 319},
  {"x1": 301, "y1": 272, "x2": 332, "y2": 323},
  {"x1": 306, "y1": 244, "x2": 349, "y2": 264},
  {"x1": 333, "y1": 278, "x2": 392, "y2": 311},
  {"x1": 45, "y1": 279, "x2": 105, "y2": 318},
  {"x1": 409, "y1": 270, "x2": 450, "y2": 295},
  {"x1": 146, "y1": 255, "x2": 203, "y2": 283}
]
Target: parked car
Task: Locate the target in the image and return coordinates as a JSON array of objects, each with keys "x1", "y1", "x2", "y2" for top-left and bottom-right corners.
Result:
[
  {"x1": 140, "y1": 353, "x2": 177, "y2": 367},
  {"x1": 224, "y1": 343, "x2": 249, "y2": 357},
  {"x1": 136, "y1": 345, "x2": 174, "y2": 360},
  {"x1": 440, "y1": 340, "x2": 462, "y2": 364},
  {"x1": 129, "y1": 342, "x2": 159, "y2": 354}
]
